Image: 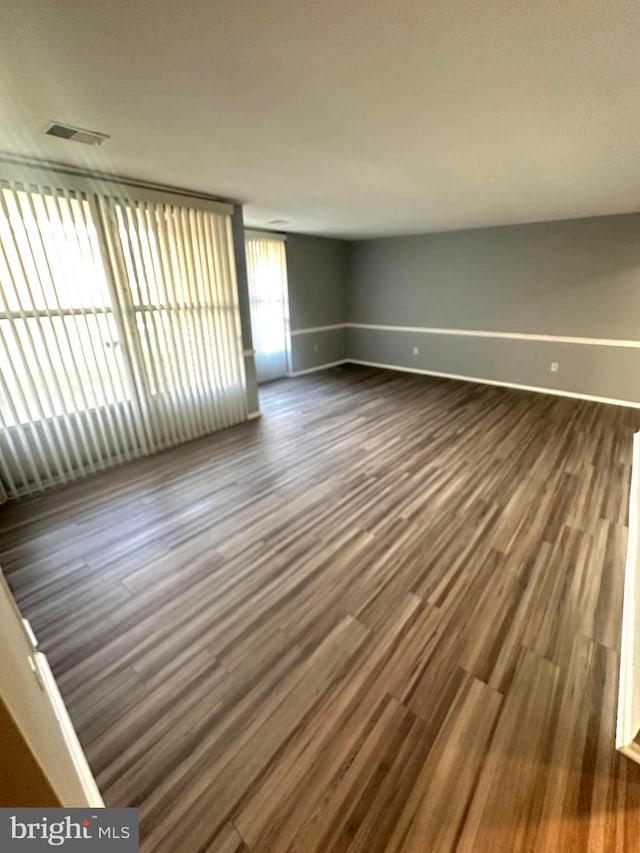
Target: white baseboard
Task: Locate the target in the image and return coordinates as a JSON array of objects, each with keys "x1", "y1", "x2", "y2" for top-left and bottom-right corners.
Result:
[
  {"x1": 346, "y1": 359, "x2": 640, "y2": 409},
  {"x1": 247, "y1": 411, "x2": 262, "y2": 420},
  {"x1": 288, "y1": 360, "x2": 348, "y2": 377}
]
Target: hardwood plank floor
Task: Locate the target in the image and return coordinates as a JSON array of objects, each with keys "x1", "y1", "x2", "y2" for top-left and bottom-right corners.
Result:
[{"x1": 2, "y1": 364, "x2": 640, "y2": 851}]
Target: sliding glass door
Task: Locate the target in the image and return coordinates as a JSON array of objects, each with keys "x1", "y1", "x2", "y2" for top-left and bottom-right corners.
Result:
[
  {"x1": 107, "y1": 196, "x2": 247, "y2": 444},
  {"x1": 245, "y1": 233, "x2": 290, "y2": 383},
  {"x1": 0, "y1": 170, "x2": 247, "y2": 500}
]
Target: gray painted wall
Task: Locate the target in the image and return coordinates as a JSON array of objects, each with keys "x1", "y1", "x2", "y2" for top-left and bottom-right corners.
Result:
[
  {"x1": 290, "y1": 328, "x2": 347, "y2": 374},
  {"x1": 348, "y1": 214, "x2": 640, "y2": 403},
  {"x1": 286, "y1": 234, "x2": 350, "y2": 373}
]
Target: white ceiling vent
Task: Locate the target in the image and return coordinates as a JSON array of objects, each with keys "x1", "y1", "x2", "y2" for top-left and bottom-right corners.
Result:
[{"x1": 45, "y1": 122, "x2": 110, "y2": 146}]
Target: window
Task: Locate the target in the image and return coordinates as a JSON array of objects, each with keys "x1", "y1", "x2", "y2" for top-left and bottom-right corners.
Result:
[
  {"x1": 245, "y1": 234, "x2": 290, "y2": 383},
  {"x1": 0, "y1": 173, "x2": 247, "y2": 500},
  {"x1": 0, "y1": 188, "x2": 128, "y2": 425}
]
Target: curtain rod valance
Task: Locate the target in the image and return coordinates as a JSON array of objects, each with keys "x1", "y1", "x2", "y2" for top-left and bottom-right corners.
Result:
[
  {"x1": 0, "y1": 157, "x2": 234, "y2": 217},
  {"x1": 245, "y1": 229, "x2": 287, "y2": 242}
]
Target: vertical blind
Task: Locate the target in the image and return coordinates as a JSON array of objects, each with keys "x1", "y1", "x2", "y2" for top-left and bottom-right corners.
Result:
[
  {"x1": 245, "y1": 235, "x2": 289, "y2": 383},
  {"x1": 0, "y1": 174, "x2": 247, "y2": 501}
]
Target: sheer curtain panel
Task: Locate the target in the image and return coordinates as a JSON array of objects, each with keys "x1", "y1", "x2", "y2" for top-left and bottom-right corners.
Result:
[
  {"x1": 245, "y1": 235, "x2": 290, "y2": 383},
  {"x1": 0, "y1": 171, "x2": 247, "y2": 501}
]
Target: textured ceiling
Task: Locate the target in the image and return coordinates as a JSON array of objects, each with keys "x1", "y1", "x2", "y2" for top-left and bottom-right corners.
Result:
[{"x1": 1, "y1": 0, "x2": 639, "y2": 238}]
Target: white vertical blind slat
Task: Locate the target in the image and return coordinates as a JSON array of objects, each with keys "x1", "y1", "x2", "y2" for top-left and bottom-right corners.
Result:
[
  {"x1": 84, "y1": 194, "x2": 144, "y2": 461},
  {"x1": 176, "y1": 205, "x2": 210, "y2": 437},
  {"x1": 19, "y1": 188, "x2": 99, "y2": 478},
  {"x1": 62, "y1": 189, "x2": 135, "y2": 463},
  {"x1": 0, "y1": 291, "x2": 50, "y2": 493},
  {"x1": 201, "y1": 211, "x2": 232, "y2": 426},
  {"x1": 52, "y1": 191, "x2": 116, "y2": 468},
  {"x1": 0, "y1": 364, "x2": 43, "y2": 494},
  {"x1": 121, "y1": 202, "x2": 177, "y2": 449},
  {"x1": 142, "y1": 203, "x2": 196, "y2": 443},
  {"x1": 187, "y1": 208, "x2": 219, "y2": 434},
  {"x1": 133, "y1": 203, "x2": 182, "y2": 446},
  {"x1": 95, "y1": 195, "x2": 156, "y2": 456},
  {"x1": 194, "y1": 209, "x2": 224, "y2": 433},
  {"x1": 0, "y1": 187, "x2": 76, "y2": 489},
  {"x1": 11, "y1": 185, "x2": 95, "y2": 480},
  {"x1": 204, "y1": 215, "x2": 234, "y2": 427}
]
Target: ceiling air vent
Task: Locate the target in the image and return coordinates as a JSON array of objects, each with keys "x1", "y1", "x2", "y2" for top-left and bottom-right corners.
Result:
[{"x1": 45, "y1": 122, "x2": 110, "y2": 146}]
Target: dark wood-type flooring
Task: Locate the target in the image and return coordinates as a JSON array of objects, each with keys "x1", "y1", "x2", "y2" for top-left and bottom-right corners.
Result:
[{"x1": 2, "y1": 365, "x2": 640, "y2": 851}]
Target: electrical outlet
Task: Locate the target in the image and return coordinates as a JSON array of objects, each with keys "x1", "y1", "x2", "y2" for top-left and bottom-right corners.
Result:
[
  {"x1": 550, "y1": 362, "x2": 559, "y2": 373},
  {"x1": 413, "y1": 346, "x2": 419, "y2": 355}
]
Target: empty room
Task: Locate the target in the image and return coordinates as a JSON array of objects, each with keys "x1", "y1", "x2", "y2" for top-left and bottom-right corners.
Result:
[{"x1": 2, "y1": 1, "x2": 640, "y2": 851}]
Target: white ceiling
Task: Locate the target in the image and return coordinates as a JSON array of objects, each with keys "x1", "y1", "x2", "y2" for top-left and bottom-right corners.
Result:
[{"x1": 1, "y1": 0, "x2": 639, "y2": 238}]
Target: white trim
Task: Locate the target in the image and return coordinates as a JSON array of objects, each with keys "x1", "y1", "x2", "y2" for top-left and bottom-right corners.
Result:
[
  {"x1": 617, "y1": 432, "x2": 640, "y2": 759},
  {"x1": 35, "y1": 651, "x2": 104, "y2": 806},
  {"x1": 245, "y1": 229, "x2": 287, "y2": 241},
  {"x1": 349, "y1": 323, "x2": 640, "y2": 349},
  {"x1": 23, "y1": 619, "x2": 38, "y2": 649},
  {"x1": 290, "y1": 323, "x2": 348, "y2": 336},
  {"x1": 247, "y1": 411, "x2": 262, "y2": 420},
  {"x1": 347, "y1": 359, "x2": 640, "y2": 409},
  {"x1": 289, "y1": 322, "x2": 640, "y2": 349},
  {"x1": 288, "y1": 359, "x2": 348, "y2": 376}
]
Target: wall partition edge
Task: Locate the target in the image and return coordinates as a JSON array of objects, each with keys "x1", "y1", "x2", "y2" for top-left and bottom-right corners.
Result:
[
  {"x1": 0, "y1": 159, "x2": 255, "y2": 500},
  {"x1": 232, "y1": 209, "x2": 259, "y2": 413},
  {"x1": 617, "y1": 431, "x2": 640, "y2": 763}
]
